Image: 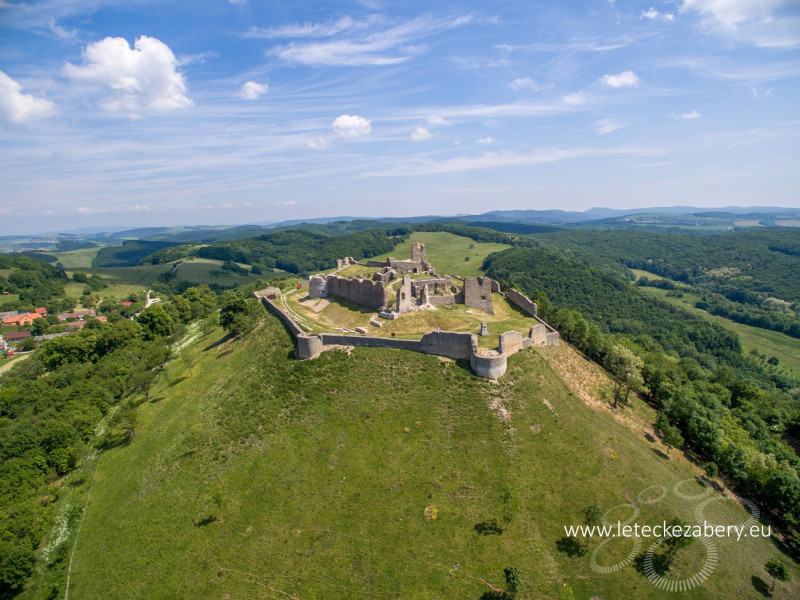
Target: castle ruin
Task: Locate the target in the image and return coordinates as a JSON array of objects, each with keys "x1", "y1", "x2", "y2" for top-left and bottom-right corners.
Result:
[{"x1": 259, "y1": 241, "x2": 558, "y2": 380}]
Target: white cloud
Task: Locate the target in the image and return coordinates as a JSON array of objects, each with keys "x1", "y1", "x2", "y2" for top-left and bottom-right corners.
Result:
[
  {"x1": 247, "y1": 16, "x2": 374, "y2": 39},
  {"x1": 563, "y1": 92, "x2": 589, "y2": 105},
  {"x1": 641, "y1": 8, "x2": 675, "y2": 21},
  {"x1": 307, "y1": 137, "x2": 331, "y2": 150},
  {"x1": 509, "y1": 76, "x2": 551, "y2": 91},
  {"x1": 239, "y1": 81, "x2": 268, "y2": 99},
  {"x1": 681, "y1": 0, "x2": 786, "y2": 26},
  {"x1": 64, "y1": 36, "x2": 192, "y2": 118},
  {"x1": 0, "y1": 70, "x2": 56, "y2": 124},
  {"x1": 680, "y1": 110, "x2": 703, "y2": 119},
  {"x1": 594, "y1": 118, "x2": 627, "y2": 135},
  {"x1": 332, "y1": 114, "x2": 371, "y2": 138},
  {"x1": 229, "y1": 0, "x2": 247, "y2": 5},
  {"x1": 427, "y1": 115, "x2": 451, "y2": 125},
  {"x1": 476, "y1": 136, "x2": 494, "y2": 144},
  {"x1": 269, "y1": 14, "x2": 473, "y2": 67},
  {"x1": 276, "y1": 200, "x2": 297, "y2": 206},
  {"x1": 599, "y1": 70, "x2": 640, "y2": 88},
  {"x1": 49, "y1": 19, "x2": 76, "y2": 39},
  {"x1": 411, "y1": 126, "x2": 432, "y2": 141}
]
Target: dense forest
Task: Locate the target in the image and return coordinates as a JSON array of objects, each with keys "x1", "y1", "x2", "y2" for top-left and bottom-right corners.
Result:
[
  {"x1": 0, "y1": 255, "x2": 67, "y2": 306},
  {"x1": 536, "y1": 229, "x2": 800, "y2": 302},
  {"x1": 145, "y1": 228, "x2": 409, "y2": 275}
]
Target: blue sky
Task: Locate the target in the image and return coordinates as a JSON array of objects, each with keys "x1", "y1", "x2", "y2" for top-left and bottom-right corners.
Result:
[{"x1": 1, "y1": 0, "x2": 798, "y2": 234}]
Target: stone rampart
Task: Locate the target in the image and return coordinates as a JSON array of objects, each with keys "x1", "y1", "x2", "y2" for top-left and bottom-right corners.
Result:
[
  {"x1": 255, "y1": 285, "x2": 557, "y2": 380},
  {"x1": 507, "y1": 288, "x2": 537, "y2": 317},
  {"x1": 258, "y1": 293, "x2": 304, "y2": 337}
]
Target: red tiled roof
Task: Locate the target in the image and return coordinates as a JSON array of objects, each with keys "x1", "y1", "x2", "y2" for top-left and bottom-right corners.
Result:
[
  {"x1": 2, "y1": 313, "x2": 42, "y2": 325},
  {"x1": 7, "y1": 331, "x2": 31, "y2": 340},
  {"x1": 34, "y1": 307, "x2": 47, "y2": 314}
]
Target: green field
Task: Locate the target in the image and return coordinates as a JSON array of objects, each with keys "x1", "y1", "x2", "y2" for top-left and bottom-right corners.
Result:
[
  {"x1": 636, "y1": 283, "x2": 800, "y2": 378},
  {"x1": 368, "y1": 232, "x2": 511, "y2": 277},
  {"x1": 0, "y1": 293, "x2": 20, "y2": 305},
  {"x1": 26, "y1": 316, "x2": 798, "y2": 600},
  {"x1": 49, "y1": 247, "x2": 101, "y2": 270}
]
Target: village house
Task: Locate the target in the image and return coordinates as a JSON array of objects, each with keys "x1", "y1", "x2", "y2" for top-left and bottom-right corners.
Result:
[{"x1": 2, "y1": 312, "x2": 42, "y2": 326}]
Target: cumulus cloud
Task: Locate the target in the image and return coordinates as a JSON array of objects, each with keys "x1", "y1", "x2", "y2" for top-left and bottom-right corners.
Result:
[
  {"x1": 64, "y1": 36, "x2": 192, "y2": 118},
  {"x1": 332, "y1": 114, "x2": 371, "y2": 138},
  {"x1": 239, "y1": 81, "x2": 268, "y2": 99},
  {"x1": 476, "y1": 136, "x2": 494, "y2": 144},
  {"x1": 681, "y1": 0, "x2": 785, "y2": 26},
  {"x1": 411, "y1": 126, "x2": 432, "y2": 141},
  {"x1": 680, "y1": 110, "x2": 703, "y2": 119},
  {"x1": 599, "y1": 70, "x2": 640, "y2": 88},
  {"x1": 0, "y1": 70, "x2": 56, "y2": 125}
]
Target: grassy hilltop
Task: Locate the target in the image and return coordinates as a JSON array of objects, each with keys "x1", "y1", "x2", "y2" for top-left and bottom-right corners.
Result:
[{"x1": 30, "y1": 315, "x2": 798, "y2": 600}]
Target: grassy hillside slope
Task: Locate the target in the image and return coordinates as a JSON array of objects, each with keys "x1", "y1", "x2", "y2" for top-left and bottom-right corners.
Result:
[{"x1": 42, "y1": 314, "x2": 797, "y2": 599}]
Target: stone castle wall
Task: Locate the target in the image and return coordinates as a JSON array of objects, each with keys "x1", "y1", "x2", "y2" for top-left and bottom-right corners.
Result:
[
  {"x1": 507, "y1": 288, "x2": 537, "y2": 317},
  {"x1": 255, "y1": 277, "x2": 557, "y2": 381},
  {"x1": 462, "y1": 277, "x2": 494, "y2": 314},
  {"x1": 327, "y1": 276, "x2": 388, "y2": 310}
]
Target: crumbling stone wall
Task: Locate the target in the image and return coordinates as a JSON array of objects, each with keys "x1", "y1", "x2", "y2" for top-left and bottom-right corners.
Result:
[
  {"x1": 507, "y1": 288, "x2": 537, "y2": 317},
  {"x1": 372, "y1": 267, "x2": 397, "y2": 282},
  {"x1": 461, "y1": 277, "x2": 494, "y2": 314},
  {"x1": 396, "y1": 274, "x2": 413, "y2": 313},
  {"x1": 327, "y1": 276, "x2": 388, "y2": 310},
  {"x1": 499, "y1": 331, "x2": 523, "y2": 355},
  {"x1": 308, "y1": 274, "x2": 328, "y2": 298},
  {"x1": 411, "y1": 278, "x2": 448, "y2": 297}
]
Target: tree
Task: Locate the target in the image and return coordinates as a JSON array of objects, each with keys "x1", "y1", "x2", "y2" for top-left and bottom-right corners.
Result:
[
  {"x1": 219, "y1": 295, "x2": 247, "y2": 331},
  {"x1": 503, "y1": 566, "x2": 522, "y2": 597},
  {"x1": 765, "y1": 558, "x2": 789, "y2": 592},
  {"x1": 72, "y1": 271, "x2": 88, "y2": 283},
  {"x1": 663, "y1": 517, "x2": 694, "y2": 569},
  {"x1": 605, "y1": 344, "x2": 644, "y2": 408},
  {"x1": 220, "y1": 296, "x2": 260, "y2": 336},
  {"x1": 137, "y1": 304, "x2": 174, "y2": 340},
  {"x1": 655, "y1": 414, "x2": 684, "y2": 456},
  {"x1": 201, "y1": 311, "x2": 219, "y2": 337}
]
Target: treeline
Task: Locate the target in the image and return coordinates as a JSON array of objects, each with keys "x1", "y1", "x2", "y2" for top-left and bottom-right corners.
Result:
[
  {"x1": 483, "y1": 246, "x2": 800, "y2": 536},
  {"x1": 0, "y1": 255, "x2": 67, "y2": 306},
  {"x1": 0, "y1": 285, "x2": 217, "y2": 594},
  {"x1": 697, "y1": 294, "x2": 800, "y2": 339},
  {"x1": 535, "y1": 229, "x2": 800, "y2": 303},
  {"x1": 484, "y1": 247, "x2": 744, "y2": 368},
  {"x1": 145, "y1": 229, "x2": 408, "y2": 275}
]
